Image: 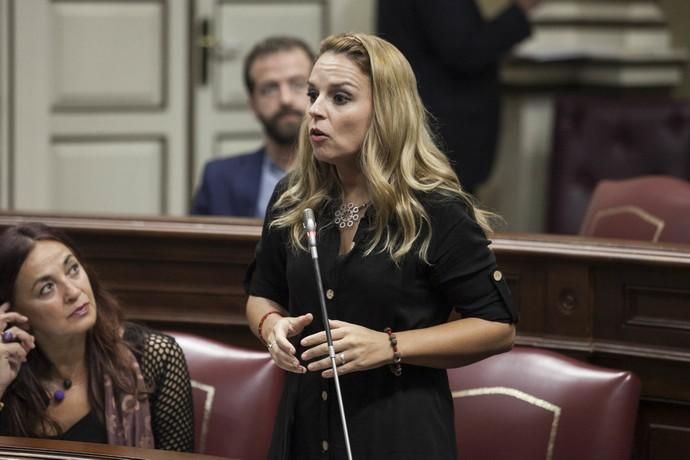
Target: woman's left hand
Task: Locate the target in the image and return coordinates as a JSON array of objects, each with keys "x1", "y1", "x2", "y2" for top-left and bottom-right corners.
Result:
[{"x1": 300, "y1": 320, "x2": 391, "y2": 378}]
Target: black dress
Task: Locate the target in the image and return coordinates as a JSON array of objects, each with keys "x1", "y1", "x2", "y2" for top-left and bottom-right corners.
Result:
[{"x1": 250, "y1": 191, "x2": 517, "y2": 460}]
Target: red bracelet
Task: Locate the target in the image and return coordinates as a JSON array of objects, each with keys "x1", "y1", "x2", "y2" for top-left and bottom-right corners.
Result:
[
  {"x1": 257, "y1": 311, "x2": 283, "y2": 346},
  {"x1": 384, "y1": 327, "x2": 402, "y2": 376}
]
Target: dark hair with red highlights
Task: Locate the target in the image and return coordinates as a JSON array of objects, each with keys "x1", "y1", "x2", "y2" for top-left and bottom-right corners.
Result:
[{"x1": 0, "y1": 223, "x2": 145, "y2": 437}]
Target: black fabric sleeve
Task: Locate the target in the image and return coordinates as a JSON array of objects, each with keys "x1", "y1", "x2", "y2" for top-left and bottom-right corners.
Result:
[
  {"x1": 246, "y1": 181, "x2": 290, "y2": 309},
  {"x1": 141, "y1": 332, "x2": 195, "y2": 452},
  {"x1": 426, "y1": 198, "x2": 518, "y2": 323},
  {"x1": 413, "y1": 0, "x2": 532, "y2": 74}
]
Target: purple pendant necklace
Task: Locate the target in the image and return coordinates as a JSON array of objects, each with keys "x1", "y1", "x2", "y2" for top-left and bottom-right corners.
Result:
[{"x1": 53, "y1": 379, "x2": 73, "y2": 402}]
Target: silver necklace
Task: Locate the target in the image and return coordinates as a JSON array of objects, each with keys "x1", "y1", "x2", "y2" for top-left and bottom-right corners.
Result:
[{"x1": 334, "y1": 201, "x2": 368, "y2": 229}]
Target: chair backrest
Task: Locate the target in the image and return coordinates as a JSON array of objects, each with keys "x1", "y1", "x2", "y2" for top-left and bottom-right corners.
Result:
[
  {"x1": 580, "y1": 175, "x2": 690, "y2": 243},
  {"x1": 167, "y1": 331, "x2": 284, "y2": 460},
  {"x1": 547, "y1": 96, "x2": 690, "y2": 234},
  {"x1": 447, "y1": 347, "x2": 640, "y2": 460}
]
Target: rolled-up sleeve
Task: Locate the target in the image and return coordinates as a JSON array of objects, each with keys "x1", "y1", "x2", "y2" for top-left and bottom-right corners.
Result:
[{"x1": 427, "y1": 200, "x2": 518, "y2": 323}]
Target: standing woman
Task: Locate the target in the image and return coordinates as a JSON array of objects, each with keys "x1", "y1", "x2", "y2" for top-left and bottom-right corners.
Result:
[
  {"x1": 0, "y1": 223, "x2": 194, "y2": 451},
  {"x1": 247, "y1": 33, "x2": 518, "y2": 459}
]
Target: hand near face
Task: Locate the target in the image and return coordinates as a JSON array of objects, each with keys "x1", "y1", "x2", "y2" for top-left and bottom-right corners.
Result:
[
  {"x1": 266, "y1": 313, "x2": 313, "y2": 374},
  {"x1": 300, "y1": 320, "x2": 391, "y2": 378},
  {"x1": 0, "y1": 302, "x2": 36, "y2": 393}
]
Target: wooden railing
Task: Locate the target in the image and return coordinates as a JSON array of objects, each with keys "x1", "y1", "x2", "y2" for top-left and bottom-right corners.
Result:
[
  {"x1": 2, "y1": 212, "x2": 690, "y2": 459},
  {"x1": 0, "y1": 436, "x2": 232, "y2": 459}
]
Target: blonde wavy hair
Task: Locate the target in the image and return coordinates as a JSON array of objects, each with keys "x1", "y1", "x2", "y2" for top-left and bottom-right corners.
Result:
[{"x1": 271, "y1": 33, "x2": 494, "y2": 263}]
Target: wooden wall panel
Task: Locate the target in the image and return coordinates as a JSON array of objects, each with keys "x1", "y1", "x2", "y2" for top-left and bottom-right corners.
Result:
[
  {"x1": 594, "y1": 265, "x2": 690, "y2": 350},
  {"x1": 51, "y1": 1, "x2": 165, "y2": 110}
]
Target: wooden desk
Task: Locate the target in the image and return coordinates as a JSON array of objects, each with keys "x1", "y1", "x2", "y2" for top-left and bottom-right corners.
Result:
[
  {"x1": 1, "y1": 213, "x2": 690, "y2": 459},
  {"x1": 0, "y1": 436, "x2": 232, "y2": 459}
]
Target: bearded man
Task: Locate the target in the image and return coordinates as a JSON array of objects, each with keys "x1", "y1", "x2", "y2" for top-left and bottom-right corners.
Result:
[{"x1": 192, "y1": 36, "x2": 314, "y2": 217}]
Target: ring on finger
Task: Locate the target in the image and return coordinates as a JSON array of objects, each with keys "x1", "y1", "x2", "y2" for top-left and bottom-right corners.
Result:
[
  {"x1": 339, "y1": 352, "x2": 346, "y2": 366},
  {"x1": 267, "y1": 341, "x2": 275, "y2": 351},
  {"x1": 2, "y1": 330, "x2": 14, "y2": 343}
]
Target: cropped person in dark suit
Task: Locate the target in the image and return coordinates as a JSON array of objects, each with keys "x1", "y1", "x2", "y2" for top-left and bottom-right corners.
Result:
[
  {"x1": 0, "y1": 223, "x2": 193, "y2": 451},
  {"x1": 378, "y1": 0, "x2": 541, "y2": 194},
  {"x1": 247, "y1": 33, "x2": 517, "y2": 459},
  {"x1": 191, "y1": 36, "x2": 314, "y2": 217}
]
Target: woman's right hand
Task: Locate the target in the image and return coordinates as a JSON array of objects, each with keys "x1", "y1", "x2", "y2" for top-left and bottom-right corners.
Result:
[
  {"x1": 0, "y1": 302, "x2": 36, "y2": 393},
  {"x1": 266, "y1": 313, "x2": 313, "y2": 374}
]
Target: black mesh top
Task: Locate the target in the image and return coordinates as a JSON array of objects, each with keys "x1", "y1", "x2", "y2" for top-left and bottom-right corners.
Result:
[
  {"x1": 134, "y1": 328, "x2": 195, "y2": 451},
  {"x1": 0, "y1": 326, "x2": 195, "y2": 452}
]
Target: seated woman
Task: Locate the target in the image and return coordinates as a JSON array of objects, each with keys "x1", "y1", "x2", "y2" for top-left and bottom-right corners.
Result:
[{"x1": 0, "y1": 223, "x2": 194, "y2": 451}]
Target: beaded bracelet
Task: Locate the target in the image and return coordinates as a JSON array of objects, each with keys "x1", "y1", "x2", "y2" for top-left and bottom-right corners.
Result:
[
  {"x1": 384, "y1": 327, "x2": 402, "y2": 376},
  {"x1": 257, "y1": 311, "x2": 283, "y2": 346}
]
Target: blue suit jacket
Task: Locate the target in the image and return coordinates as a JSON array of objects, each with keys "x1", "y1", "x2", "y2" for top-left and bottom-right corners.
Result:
[{"x1": 191, "y1": 148, "x2": 265, "y2": 217}]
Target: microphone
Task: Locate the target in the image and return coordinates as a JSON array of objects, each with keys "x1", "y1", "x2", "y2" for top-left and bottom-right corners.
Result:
[
  {"x1": 304, "y1": 208, "x2": 318, "y2": 259},
  {"x1": 302, "y1": 208, "x2": 353, "y2": 460}
]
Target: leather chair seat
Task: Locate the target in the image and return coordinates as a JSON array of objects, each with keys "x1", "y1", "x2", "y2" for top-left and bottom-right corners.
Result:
[
  {"x1": 580, "y1": 175, "x2": 690, "y2": 243},
  {"x1": 448, "y1": 346, "x2": 640, "y2": 460},
  {"x1": 167, "y1": 331, "x2": 284, "y2": 459}
]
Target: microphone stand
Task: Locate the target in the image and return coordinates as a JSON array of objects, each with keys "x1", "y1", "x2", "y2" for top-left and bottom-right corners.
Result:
[{"x1": 303, "y1": 208, "x2": 354, "y2": 460}]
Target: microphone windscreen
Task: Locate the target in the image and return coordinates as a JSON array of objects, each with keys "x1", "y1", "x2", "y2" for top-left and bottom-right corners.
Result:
[{"x1": 303, "y1": 208, "x2": 316, "y2": 231}]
